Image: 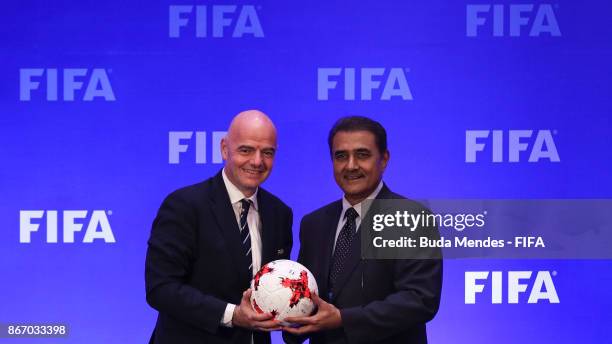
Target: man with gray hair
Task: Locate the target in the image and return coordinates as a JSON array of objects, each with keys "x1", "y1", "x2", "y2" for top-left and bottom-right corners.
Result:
[{"x1": 283, "y1": 116, "x2": 442, "y2": 344}]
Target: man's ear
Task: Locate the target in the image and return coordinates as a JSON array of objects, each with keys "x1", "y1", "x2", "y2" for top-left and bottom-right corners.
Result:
[
  {"x1": 220, "y1": 137, "x2": 228, "y2": 161},
  {"x1": 381, "y1": 150, "x2": 390, "y2": 170}
]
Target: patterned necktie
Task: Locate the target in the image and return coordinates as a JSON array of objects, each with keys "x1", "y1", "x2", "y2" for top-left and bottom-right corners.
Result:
[
  {"x1": 329, "y1": 207, "x2": 358, "y2": 293},
  {"x1": 239, "y1": 199, "x2": 253, "y2": 276}
]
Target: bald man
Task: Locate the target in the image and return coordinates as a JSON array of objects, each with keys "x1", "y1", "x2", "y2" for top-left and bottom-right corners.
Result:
[{"x1": 146, "y1": 110, "x2": 293, "y2": 344}]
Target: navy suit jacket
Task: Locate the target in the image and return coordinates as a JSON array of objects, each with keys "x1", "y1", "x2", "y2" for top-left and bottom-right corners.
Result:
[
  {"x1": 284, "y1": 185, "x2": 442, "y2": 344},
  {"x1": 145, "y1": 171, "x2": 293, "y2": 344}
]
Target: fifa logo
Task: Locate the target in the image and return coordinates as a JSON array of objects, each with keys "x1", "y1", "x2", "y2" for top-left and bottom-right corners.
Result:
[
  {"x1": 19, "y1": 68, "x2": 115, "y2": 101},
  {"x1": 317, "y1": 68, "x2": 413, "y2": 101},
  {"x1": 466, "y1": 4, "x2": 561, "y2": 37},
  {"x1": 169, "y1": 5, "x2": 264, "y2": 38},
  {"x1": 465, "y1": 130, "x2": 560, "y2": 163},
  {"x1": 465, "y1": 271, "x2": 560, "y2": 304},
  {"x1": 20, "y1": 210, "x2": 116, "y2": 243},
  {"x1": 169, "y1": 131, "x2": 226, "y2": 164}
]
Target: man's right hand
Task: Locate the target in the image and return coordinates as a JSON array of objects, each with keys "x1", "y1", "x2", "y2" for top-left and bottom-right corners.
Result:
[{"x1": 232, "y1": 289, "x2": 281, "y2": 332}]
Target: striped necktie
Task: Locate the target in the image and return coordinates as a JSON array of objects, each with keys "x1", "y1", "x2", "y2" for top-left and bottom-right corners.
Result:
[{"x1": 239, "y1": 199, "x2": 253, "y2": 276}]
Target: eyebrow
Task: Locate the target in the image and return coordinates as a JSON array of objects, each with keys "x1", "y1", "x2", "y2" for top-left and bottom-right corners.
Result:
[
  {"x1": 334, "y1": 148, "x2": 371, "y2": 154},
  {"x1": 237, "y1": 145, "x2": 276, "y2": 152}
]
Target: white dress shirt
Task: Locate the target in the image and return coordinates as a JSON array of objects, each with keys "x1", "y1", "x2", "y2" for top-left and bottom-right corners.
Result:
[
  {"x1": 220, "y1": 168, "x2": 262, "y2": 327},
  {"x1": 333, "y1": 180, "x2": 384, "y2": 253}
]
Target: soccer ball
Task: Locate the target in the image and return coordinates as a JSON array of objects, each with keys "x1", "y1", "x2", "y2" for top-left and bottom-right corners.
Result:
[{"x1": 250, "y1": 259, "x2": 318, "y2": 324}]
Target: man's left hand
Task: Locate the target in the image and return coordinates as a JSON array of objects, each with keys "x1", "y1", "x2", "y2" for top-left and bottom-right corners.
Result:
[{"x1": 282, "y1": 293, "x2": 342, "y2": 335}]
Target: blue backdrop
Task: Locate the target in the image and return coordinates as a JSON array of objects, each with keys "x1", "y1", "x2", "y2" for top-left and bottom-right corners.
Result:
[{"x1": 2, "y1": 0, "x2": 611, "y2": 342}]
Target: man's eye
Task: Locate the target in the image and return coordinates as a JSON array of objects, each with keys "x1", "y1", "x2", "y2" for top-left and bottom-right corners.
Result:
[
  {"x1": 357, "y1": 152, "x2": 371, "y2": 159},
  {"x1": 335, "y1": 153, "x2": 347, "y2": 160},
  {"x1": 239, "y1": 148, "x2": 252, "y2": 154},
  {"x1": 263, "y1": 150, "x2": 275, "y2": 158}
]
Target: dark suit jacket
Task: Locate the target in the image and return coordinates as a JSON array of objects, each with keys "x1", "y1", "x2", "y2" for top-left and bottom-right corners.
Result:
[
  {"x1": 284, "y1": 185, "x2": 442, "y2": 344},
  {"x1": 145, "y1": 170, "x2": 293, "y2": 344}
]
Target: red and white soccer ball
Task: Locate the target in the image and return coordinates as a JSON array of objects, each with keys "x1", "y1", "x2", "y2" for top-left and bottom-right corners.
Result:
[{"x1": 250, "y1": 259, "x2": 318, "y2": 325}]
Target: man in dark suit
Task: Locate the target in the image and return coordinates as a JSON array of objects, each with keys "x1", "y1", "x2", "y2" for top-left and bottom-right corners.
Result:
[
  {"x1": 283, "y1": 116, "x2": 442, "y2": 344},
  {"x1": 145, "y1": 110, "x2": 293, "y2": 344}
]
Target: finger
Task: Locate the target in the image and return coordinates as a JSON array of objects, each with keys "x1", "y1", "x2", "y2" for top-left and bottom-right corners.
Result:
[
  {"x1": 241, "y1": 293, "x2": 249, "y2": 305},
  {"x1": 282, "y1": 316, "x2": 303, "y2": 324},
  {"x1": 253, "y1": 319, "x2": 281, "y2": 329},
  {"x1": 283, "y1": 316, "x2": 317, "y2": 325},
  {"x1": 242, "y1": 289, "x2": 252, "y2": 302},
  {"x1": 248, "y1": 311, "x2": 275, "y2": 321},
  {"x1": 311, "y1": 292, "x2": 323, "y2": 306},
  {"x1": 283, "y1": 316, "x2": 297, "y2": 323}
]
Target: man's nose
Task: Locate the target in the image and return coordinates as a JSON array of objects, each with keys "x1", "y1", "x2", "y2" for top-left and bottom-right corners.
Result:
[
  {"x1": 346, "y1": 154, "x2": 358, "y2": 170},
  {"x1": 251, "y1": 150, "x2": 263, "y2": 167}
]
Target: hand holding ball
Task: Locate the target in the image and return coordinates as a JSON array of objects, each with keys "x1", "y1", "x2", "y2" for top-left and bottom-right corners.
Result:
[{"x1": 250, "y1": 260, "x2": 318, "y2": 325}]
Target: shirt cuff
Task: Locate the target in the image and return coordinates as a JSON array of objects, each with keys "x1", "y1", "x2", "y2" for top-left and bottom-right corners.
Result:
[{"x1": 220, "y1": 303, "x2": 236, "y2": 328}]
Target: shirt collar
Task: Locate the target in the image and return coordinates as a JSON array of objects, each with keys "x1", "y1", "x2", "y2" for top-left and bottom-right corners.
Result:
[
  {"x1": 222, "y1": 168, "x2": 258, "y2": 211},
  {"x1": 341, "y1": 180, "x2": 384, "y2": 218}
]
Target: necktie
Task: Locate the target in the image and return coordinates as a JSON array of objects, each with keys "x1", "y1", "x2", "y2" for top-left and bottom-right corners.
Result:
[
  {"x1": 329, "y1": 207, "x2": 358, "y2": 293},
  {"x1": 239, "y1": 199, "x2": 253, "y2": 276}
]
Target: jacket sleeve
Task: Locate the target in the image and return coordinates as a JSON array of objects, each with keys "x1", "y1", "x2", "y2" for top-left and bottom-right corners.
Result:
[
  {"x1": 145, "y1": 191, "x2": 227, "y2": 334},
  {"x1": 340, "y1": 257, "x2": 442, "y2": 344}
]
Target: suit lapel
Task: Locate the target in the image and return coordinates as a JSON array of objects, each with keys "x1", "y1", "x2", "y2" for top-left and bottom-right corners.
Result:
[
  {"x1": 331, "y1": 184, "x2": 394, "y2": 301},
  {"x1": 322, "y1": 201, "x2": 343, "y2": 300},
  {"x1": 210, "y1": 172, "x2": 251, "y2": 287},
  {"x1": 257, "y1": 191, "x2": 276, "y2": 265}
]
